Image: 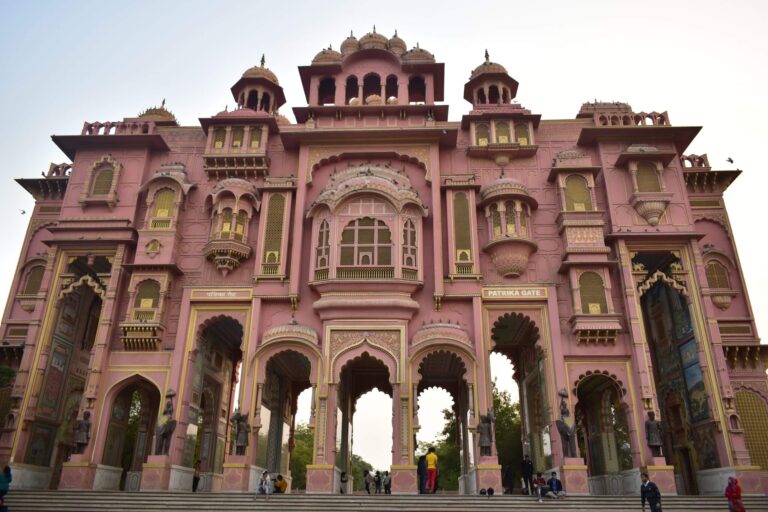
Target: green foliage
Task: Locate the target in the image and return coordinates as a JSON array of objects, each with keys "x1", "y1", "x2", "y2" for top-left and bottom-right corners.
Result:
[
  {"x1": 350, "y1": 454, "x2": 373, "y2": 492},
  {"x1": 289, "y1": 423, "x2": 314, "y2": 490},
  {"x1": 0, "y1": 367, "x2": 15, "y2": 388},
  {"x1": 492, "y1": 381, "x2": 522, "y2": 488},
  {"x1": 417, "y1": 408, "x2": 461, "y2": 491}
]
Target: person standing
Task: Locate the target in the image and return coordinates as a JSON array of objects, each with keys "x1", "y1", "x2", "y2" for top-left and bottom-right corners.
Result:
[
  {"x1": 521, "y1": 455, "x2": 533, "y2": 495},
  {"x1": 363, "y1": 469, "x2": 373, "y2": 495},
  {"x1": 192, "y1": 460, "x2": 201, "y2": 492},
  {"x1": 340, "y1": 471, "x2": 348, "y2": 494},
  {"x1": 0, "y1": 465, "x2": 11, "y2": 510},
  {"x1": 416, "y1": 455, "x2": 427, "y2": 494},
  {"x1": 640, "y1": 472, "x2": 662, "y2": 512},
  {"x1": 725, "y1": 477, "x2": 746, "y2": 512},
  {"x1": 425, "y1": 447, "x2": 438, "y2": 494},
  {"x1": 383, "y1": 471, "x2": 391, "y2": 494},
  {"x1": 374, "y1": 471, "x2": 382, "y2": 494}
]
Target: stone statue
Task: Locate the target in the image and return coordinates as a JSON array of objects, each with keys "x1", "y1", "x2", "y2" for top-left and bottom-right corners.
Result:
[
  {"x1": 645, "y1": 411, "x2": 663, "y2": 457},
  {"x1": 477, "y1": 410, "x2": 495, "y2": 456},
  {"x1": 231, "y1": 410, "x2": 251, "y2": 456},
  {"x1": 556, "y1": 389, "x2": 576, "y2": 458},
  {"x1": 155, "y1": 395, "x2": 177, "y2": 456},
  {"x1": 73, "y1": 411, "x2": 91, "y2": 454}
]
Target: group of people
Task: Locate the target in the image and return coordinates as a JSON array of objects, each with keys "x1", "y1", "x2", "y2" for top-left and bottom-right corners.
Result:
[
  {"x1": 416, "y1": 447, "x2": 439, "y2": 494},
  {"x1": 255, "y1": 470, "x2": 288, "y2": 495},
  {"x1": 361, "y1": 469, "x2": 392, "y2": 494}
]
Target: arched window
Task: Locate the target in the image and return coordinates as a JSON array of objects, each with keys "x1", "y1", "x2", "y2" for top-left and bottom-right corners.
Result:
[
  {"x1": 231, "y1": 127, "x2": 244, "y2": 148},
  {"x1": 263, "y1": 194, "x2": 286, "y2": 264},
  {"x1": 219, "y1": 208, "x2": 233, "y2": 238},
  {"x1": 408, "y1": 76, "x2": 426, "y2": 104},
  {"x1": 504, "y1": 200, "x2": 516, "y2": 234},
  {"x1": 579, "y1": 272, "x2": 607, "y2": 314},
  {"x1": 22, "y1": 266, "x2": 44, "y2": 295},
  {"x1": 345, "y1": 76, "x2": 359, "y2": 104},
  {"x1": 705, "y1": 260, "x2": 730, "y2": 289},
  {"x1": 213, "y1": 129, "x2": 225, "y2": 149},
  {"x1": 519, "y1": 205, "x2": 528, "y2": 236},
  {"x1": 476, "y1": 88, "x2": 487, "y2": 104},
  {"x1": 234, "y1": 211, "x2": 248, "y2": 241},
  {"x1": 150, "y1": 189, "x2": 175, "y2": 229},
  {"x1": 246, "y1": 90, "x2": 258, "y2": 110},
  {"x1": 564, "y1": 175, "x2": 593, "y2": 211},
  {"x1": 316, "y1": 220, "x2": 330, "y2": 269},
  {"x1": 488, "y1": 85, "x2": 500, "y2": 104},
  {"x1": 363, "y1": 73, "x2": 381, "y2": 100},
  {"x1": 490, "y1": 203, "x2": 502, "y2": 237},
  {"x1": 340, "y1": 217, "x2": 392, "y2": 266},
  {"x1": 402, "y1": 219, "x2": 417, "y2": 268},
  {"x1": 385, "y1": 75, "x2": 398, "y2": 102},
  {"x1": 318, "y1": 78, "x2": 336, "y2": 105},
  {"x1": 496, "y1": 123, "x2": 510, "y2": 144},
  {"x1": 515, "y1": 123, "x2": 530, "y2": 145},
  {"x1": 453, "y1": 193, "x2": 472, "y2": 262},
  {"x1": 259, "y1": 93, "x2": 271, "y2": 112},
  {"x1": 250, "y1": 127, "x2": 263, "y2": 149},
  {"x1": 636, "y1": 162, "x2": 661, "y2": 192},
  {"x1": 134, "y1": 280, "x2": 160, "y2": 309},
  {"x1": 91, "y1": 165, "x2": 114, "y2": 195},
  {"x1": 475, "y1": 124, "x2": 490, "y2": 146}
]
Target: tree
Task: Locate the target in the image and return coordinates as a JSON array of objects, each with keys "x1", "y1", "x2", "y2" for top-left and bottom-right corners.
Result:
[
  {"x1": 350, "y1": 454, "x2": 373, "y2": 492},
  {"x1": 289, "y1": 423, "x2": 313, "y2": 490},
  {"x1": 493, "y1": 381, "x2": 522, "y2": 490},
  {"x1": 417, "y1": 408, "x2": 461, "y2": 491}
]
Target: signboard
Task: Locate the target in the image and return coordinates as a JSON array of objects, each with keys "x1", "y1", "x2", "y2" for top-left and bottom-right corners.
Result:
[
  {"x1": 481, "y1": 287, "x2": 548, "y2": 300},
  {"x1": 190, "y1": 289, "x2": 252, "y2": 301}
]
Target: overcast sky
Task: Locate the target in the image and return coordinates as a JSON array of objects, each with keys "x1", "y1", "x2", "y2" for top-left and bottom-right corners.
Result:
[{"x1": 1, "y1": 0, "x2": 767, "y2": 471}]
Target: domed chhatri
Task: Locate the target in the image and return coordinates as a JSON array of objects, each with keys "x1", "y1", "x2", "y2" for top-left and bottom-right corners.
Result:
[{"x1": 7, "y1": 26, "x2": 766, "y2": 500}]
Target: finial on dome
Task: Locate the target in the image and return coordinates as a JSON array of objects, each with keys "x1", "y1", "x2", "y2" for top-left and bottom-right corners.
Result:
[
  {"x1": 394, "y1": 29, "x2": 398, "y2": 36},
  {"x1": 350, "y1": 29, "x2": 354, "y2": 37},
  {"x1": 329, "y1": 43, "x2": 333, "y2": 50},
  {"x1": 373, "y1": 24, "x2": 376, "y2": 33},
  {"x1": 260, "y1": 54, "x2": 265, "y2": 67},
  {"x1": 484, "y1": 49, "x2": 490, "y2": 63},
  {"x1": 416, "y1": 42, "x2": 420, "y2": 48},
  {"x1": 161, "y1": 98, "x2": 166, "y2": 108}
]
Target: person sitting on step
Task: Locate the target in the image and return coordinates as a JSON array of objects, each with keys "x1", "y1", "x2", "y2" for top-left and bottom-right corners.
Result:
[
  {"x1": 274, "y1": 474, "x2": 287, "y2": 494},
  {"x1": 546, "y1": 471, "x2": 566, "y2": 499},
  {"x1": 532, "y1": 472, "x2": 548, "y2": 502}
]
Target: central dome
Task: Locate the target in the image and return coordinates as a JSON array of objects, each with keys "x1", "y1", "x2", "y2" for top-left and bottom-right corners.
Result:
[
  {"x1": 359, "y1": 28, "x2": 388, "y2": 50},
  {"x1": 242, "y1": 56, "x2": 279, "y2": 84}
]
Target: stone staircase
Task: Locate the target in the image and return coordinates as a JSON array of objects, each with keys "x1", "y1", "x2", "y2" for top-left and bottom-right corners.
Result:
[{"x1": 6, "y1": 491, "x2": 768, "y2": 511}]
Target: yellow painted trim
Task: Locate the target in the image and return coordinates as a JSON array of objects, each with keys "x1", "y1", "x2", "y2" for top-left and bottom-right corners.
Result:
[
  {"x1": 476, "y1": 463, "x2": 502, "y2": 469},
  {"x1": 734, "y1": 465, "x2": 762, "y2": 470},
  {"x1": 306, "y1": 464, "x2": 335, "y2": 469},
  {"x1": 645, "y1": 465, "x2": 675, "y2": 470},
  {"x1": 390, "y1": 464, "x2": 417, "y2": 469},
  {"x1": 562, "y1": 465, "x2": 588, "y2": 470},
  {"x1": 61, "y1": 462, "x2": 92, "y2": 467}
]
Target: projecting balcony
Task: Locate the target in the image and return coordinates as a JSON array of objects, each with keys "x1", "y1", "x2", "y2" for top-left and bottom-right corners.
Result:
[
  {"x1": 203, "y1": 151, "x2": 270, "y2": 179},
  {"x1": 466, "y1": 141, "x2": 538, "y2": 166},
  {"x1": 119, "y1": 310, "x2": 164, "y2": 351},
  {"x1": 310, "y1": 265, "x2": 422, "y2": 294},
  {"x1": 203, "y1": 236, "x2": 252, "y2": 276},
  {"x1": 483, "y1": 236, "x2": 538, "y2": 278}
]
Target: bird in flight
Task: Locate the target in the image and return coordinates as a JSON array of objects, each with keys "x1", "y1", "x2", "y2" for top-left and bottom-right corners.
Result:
[{"x1": 726, "y1": 157, "x2": 734, "y2": 164}]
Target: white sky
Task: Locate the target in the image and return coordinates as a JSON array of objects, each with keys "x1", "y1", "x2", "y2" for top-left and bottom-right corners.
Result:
[{"x1": 2, "y1": 0, "x2": 767, "y2": 471}]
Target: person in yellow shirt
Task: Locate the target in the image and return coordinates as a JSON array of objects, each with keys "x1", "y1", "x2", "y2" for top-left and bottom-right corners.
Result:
[
  {"x1": 425, "y1": 446, "x2": 438, "y2": 493},
  {"x1": 274, "y1": 474, "x2": 288, "y2": 494}
]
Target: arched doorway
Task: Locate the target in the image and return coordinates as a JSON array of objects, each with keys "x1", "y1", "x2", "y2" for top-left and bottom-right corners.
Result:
[
  {"x1": 256, "y1": 350, "x2": 312, "y2": 488},
  {"x1": 414, "y1": 350, "x2": 470, "y2": 493},
  {"x1": 102, "y1": 378, "x2": 161, "y2": 490},
  {"x1": 574, "y1": 374, "x2": 632, "y2": 495},
  {"x1": 337, "y1": 352, "x2": 393, "y2": 490},
  {"x1": 188, "y1": 316, "x2": 243, "y2": 491},
  {"x1": 490, "y1": 312, "x2": 546, "y2": 483},
  {"x1": 636, "y1": 251, "x2": 719, "y2": 494}
]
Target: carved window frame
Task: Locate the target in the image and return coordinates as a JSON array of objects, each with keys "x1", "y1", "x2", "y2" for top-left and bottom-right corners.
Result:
[{"x1": 79, "y1": 155, "x2": 122, "y2": 208}]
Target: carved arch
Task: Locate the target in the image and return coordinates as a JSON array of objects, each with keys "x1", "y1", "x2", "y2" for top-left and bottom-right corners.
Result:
[
  {"x1": 637, "y1": 270, "x2": 688, "y2": 298},
  {"x1": 58, "y1": 274, "x2": 106, "y2": 301}
]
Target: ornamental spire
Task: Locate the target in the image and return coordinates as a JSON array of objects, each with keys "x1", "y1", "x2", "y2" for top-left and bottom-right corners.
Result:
[
  {"x1": 260, "y1": 54, "x2": 265, "y2": 67},
  {"x1": 485, "y1": 49, "x2": 490, "y2": 63}
]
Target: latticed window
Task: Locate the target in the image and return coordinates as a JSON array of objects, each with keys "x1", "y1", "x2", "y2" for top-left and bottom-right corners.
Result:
[
  {"x1": 636, "y1": 162, "x2": 661, "y2": 192},
  {"x1": 565, "y1": 175, "x2": 593, "y2": 211},
  {"x1": 504, "y1": 200, "x2": 516, "y2": 235},
  {"x1": 91, "y1": 166, "x2": 114, "y2": 195},
  {"x1": 250, "y1": 127, "x2": 262, "y2": 149},
  {"x1": 515, "y1": 123, "x2": 530, "y2": 145},
  {"x1": 453, "y1": 193, "x2": 472, "y2": 262},
  {"x1": 340, "y1": 217, "x2": 392, "y2": 266},
  {"x1": 579, "y1": 272, "x2": 607, "y2": 314},
  {"x1": 150, "y1": 189, "x2": 175, "y2": 229},
  {"x1": 402, "y1": 219, "x2": 417, "y2": 268},
  {"x1": 490, "y1": 204, "x2": 502, "y2": 237},
  {"x1": 735, "y1": 390, "x2": 768, "y2": 470},
  {"x1": 263, "y1": 194, "x2": 286, "y2": 264},
  {"x1": 134, "y1": 281, "x2": 160, "y2": 309},
  {"x1": 219, "y1": 209, "x2": 233, "y2": 238},
  {"x1": 316, "y1": 220, "x2": 330, "y2": 268},
  {"x1": 22, "y1": 266, "x2": 44, "y2": 295},
  {"x1": 705, "y1": 260, "x2": 730, "y2": 289},
  {"x1": 475, "y1": 125, "x2": 489, "y2": 146},
  {"x1": 234, "y1": 211, "x2": 248, "y2": 241},
  {"x1": 231, "y1": 127, "x2": 244, "y2": 148},
  {"x1": 519, "y1": 204, "x2": 528, "y2": 236},
  {"x1": 496, "y1": 122, "x2": 510, "y2": 144},
  {"x1": 213, "y1": 129, "x2": 225, "y2": 149}
]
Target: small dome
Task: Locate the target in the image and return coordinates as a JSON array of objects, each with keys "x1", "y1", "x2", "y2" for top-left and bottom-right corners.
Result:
[
  {"x1": 242, "y1": 55, "x2": 279, "y2": 84},
  {"x1": 470, "y1": 50, "x2": 508, "y2": 80},
  {"x1": 388, "y1": 31, "x2": 407, "y2": 55},
  {"x1": 479, "y1": 177, "x2": 537, "y2": 208},
  {"x1": 401, "y1": 45, "x2": 435, "y2": 62},
  {"x1": 138, "y1": 102, "x2": 176, "y2": 122},
  {"x1": 365, "y1": 94, "x2": 383, "y2": 105},
  {"x1": 340, "y1": 31, "x2": 359, "y2": 56},
  {"x1": 275, "y1": 113, "x2": 291, "y2": 125},
  {"x1": 359, "y1": 28, "x2": 388, "y2": 50},
  {"x1": 312, "y1": 47, "x2": 343, "y2": 65}
]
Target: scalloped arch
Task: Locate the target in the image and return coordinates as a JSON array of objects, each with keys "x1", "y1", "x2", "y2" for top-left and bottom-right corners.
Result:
[{"x1": 638, "y1": 270, "x2": 688, "y2": 298}]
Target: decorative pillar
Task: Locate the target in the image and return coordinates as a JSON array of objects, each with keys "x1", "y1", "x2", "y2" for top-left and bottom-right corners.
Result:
[{"x1": 390, "y1": 383, "x2": 417, "y2": 494}]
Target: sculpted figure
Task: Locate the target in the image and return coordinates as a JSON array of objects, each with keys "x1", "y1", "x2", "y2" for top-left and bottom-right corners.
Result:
[
  {"x1": 73, "y1": 411, "x2": 91, "y2": 454},
  {"x1": 477, "y1": 410, "x2": 495, "y2": 456},
  {"x1": 556, "y1": 389, "x2": 576, "y2": 458},
  {"x1": 645, "y1": 411, "x2": 663, "y2": 457},
  {"x1": 155, "y1": 396, "x2": 177, "y2": 456},
  {"x1": 231, "y1": 410, "x2": 251, "y2": 456}
]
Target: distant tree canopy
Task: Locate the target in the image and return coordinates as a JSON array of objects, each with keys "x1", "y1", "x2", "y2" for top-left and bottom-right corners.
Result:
[{"x1": 416, "y1": 382, "x2": 521, "y2": 492}]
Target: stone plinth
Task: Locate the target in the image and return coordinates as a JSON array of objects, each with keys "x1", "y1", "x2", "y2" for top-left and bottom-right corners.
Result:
[
  {"x1": 553, "y1": 457, "x2": 589, "y2": 495},
  {"x1": 10, "y1": 462, "x2": 53, "y2": 489},
  {"x1": 475, "y1": 463, "x2": 502, "y2": 492},
  {"x1": 735, "y1": 466, "x2": 768, "y2": 495},
  {"x1": 58, "y1": 459, "x2": 97, "y2": 490},
  {"x1": 140, "y1": 455, "x2": 192, "y2": 491},
  {"x1": 221, "y1": 459, "x2": 261, "y2": 492},
  {"x1": 306, "y1": 464, "x2": 336, "y2": 493},
  {"x1": 390, "y1": 465, "x2": 417, "y2": 494},
  {"x1": 645, "y1": 458, "x2": 676, "y2": 495}
]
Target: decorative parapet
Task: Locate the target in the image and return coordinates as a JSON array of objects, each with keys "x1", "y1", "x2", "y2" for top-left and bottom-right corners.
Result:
[
  {"x1": 411, "y1": 322, "x2": 471, "y2": 347},
  {"x1": 466, "y1": 142, "x2": 538, "y2": 166},
  {"x1": 577, "y1": 101, "x2": 670, "y2": 126},
  {"x1": 262, "y1": 320, "x2": 319, "y2": 345}
]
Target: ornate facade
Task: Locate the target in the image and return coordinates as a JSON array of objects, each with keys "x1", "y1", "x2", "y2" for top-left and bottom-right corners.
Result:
[{"x1": 0, "y1": 29, "x2": 766, "y2": 496}]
